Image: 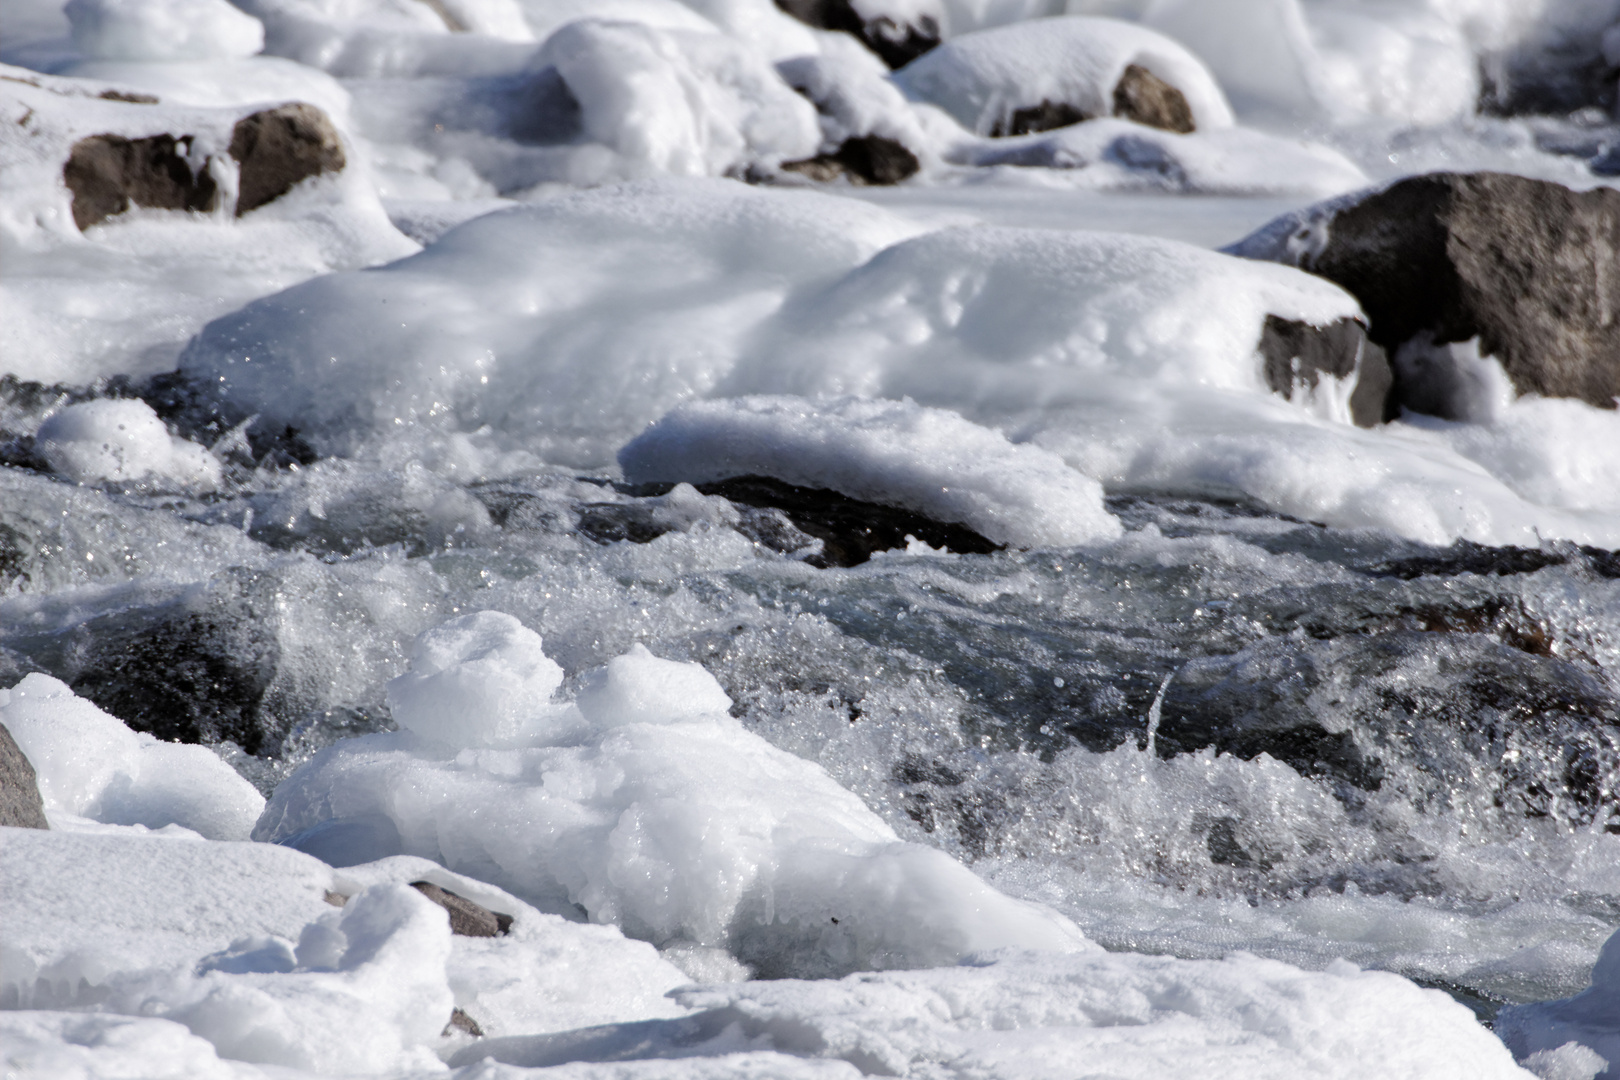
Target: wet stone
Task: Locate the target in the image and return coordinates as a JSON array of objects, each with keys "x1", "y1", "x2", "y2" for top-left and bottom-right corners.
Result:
[{"x1": 0, "y1": 721, "x2": 49, "y2": 829}]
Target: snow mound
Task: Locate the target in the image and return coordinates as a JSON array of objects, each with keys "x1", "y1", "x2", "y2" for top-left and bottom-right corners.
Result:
[
  {"x1": 893, "y1": 15, "x2": 1234, "y2": 136},
  {"x1": 255, "y1": 613, "x2": 1090, "y2": 977},
  {"x1": 619, "y1": 395, "x2": 1122, "y2": 548},
  {"x1": 65, "y1": 0, "x2": 264, "y2": 61},
  {"x1": 179, "y1": 178, "x2": 929, "y2": 464},
  {"x1": 0, "y1": 673, "x2": 264, "y2": 840},
  {"x1": 232, "y1": 0, "x2": 533, "y2": 77},
  {"x1": 1498, "y1": 925, "x2": 1620, "y2": 1080},
  {"x1": 35, "y1": 398, "x2": 222, "y2": 490},
  {"x1": 534, "y1": 19, "x2": 820, "y2": 180}
]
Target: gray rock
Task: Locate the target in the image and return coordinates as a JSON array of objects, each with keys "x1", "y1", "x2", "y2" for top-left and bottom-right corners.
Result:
[
  {"x1": 229, "y1": 103, "x2": 346, "y2": 216},
  {"x1": 63, "y1": 133, "x2": 220, "y2": 231},
  {"x1": 410, "y1": 880, "x2": 513, "y2": 937},
  {"x1": 1257, "y1": 315, "x2": 1391, "y2": 429},
  {"x1": 774, "y1": 0, "x2": 940, "y2": 69},
  {"x1": 0, "y1": 721, "x2": 48, "y2": 829},
  {"x1": 1228, "y1": 172, "x2": 1620, "y2": 419},
  {"x1": 781, "y1": 134, "x2": 919, "y2": 185}
]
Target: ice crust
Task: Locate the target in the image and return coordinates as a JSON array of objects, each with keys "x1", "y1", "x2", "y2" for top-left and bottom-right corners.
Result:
[
  {"x1": 619, "y1": 395, "x2": 1122, "y2": 548},
  {"x1": 893, "y1": 15, "x2": 1235, "y2": 135},
  {"x1": 0, "y1": 673, "x2": 265, "y2": 839},
  {"x1": 257, "y1": 612, "x2": 1093, "y2": 977}
]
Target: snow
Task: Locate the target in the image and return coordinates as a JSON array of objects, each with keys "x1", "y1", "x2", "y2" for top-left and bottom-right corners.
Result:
[
  {"x1": 257, "y1": 613, "x2": 1092, "y2": 977},
  {"x1": 34, "y1": 398, "x2": 222, "y2": 490},
  {"x1": 619, "y1": 395, "x2": 1122, "y2": 548},
  {"x1": 1, "y1": 673, "x2": 265, "y2": 839},
  {"x1": 892, "y1": 15, "x2": 1236, "y2": 136},
  {"x1": 65, "y1": 0, "x2": 265, "y2": 61}
]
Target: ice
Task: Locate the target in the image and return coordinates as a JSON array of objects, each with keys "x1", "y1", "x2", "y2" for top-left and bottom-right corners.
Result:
[
  {"x1": 34, "y1": 398, "x2": 222, "y2": 490},
  {"x1": 893, "y1": 15, "x2": 1235, "y2": 136},
  {"x1": 619, "y1": 395, "x2": 1122, "y2": 548},
  {"x1": 1499, "y1": 927, "x2": 1620, "y2": 1080},
  {"x1": 0, "y1": 673, "x2": 265, "y2": 839},
  {"x1": 65, "y1": 0, "x2": 265, "y2": 62},
  {"x1": 257, "y1": 613, "x2": 1090, "y2": 976}
]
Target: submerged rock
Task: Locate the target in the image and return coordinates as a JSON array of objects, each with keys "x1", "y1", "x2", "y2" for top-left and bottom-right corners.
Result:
[
  {"x1": 1230, "y1": 172, "x2": 1620, "y2": 418},
  {"x1": 781, "y1": 134, "x2": 919, "y2": 185},
  {"x1": 1257, "y1": 315, "x2": 1391, "y2": 428},
  {"x1": 229, "y1": 103, "x2": 346, "y2": 215},
  {"x1": 774, "y1": 0, "x2": 940, "y2": 70},
  {"x1": 0, "y1": 721, "x2": 49, "y2": 829},
  {"x1": 64, "y1": 132, "x2": 220, "y2": 230}
]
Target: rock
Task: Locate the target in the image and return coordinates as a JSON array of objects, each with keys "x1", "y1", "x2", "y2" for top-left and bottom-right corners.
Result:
[
  {"x1": 774, "y1": 0, "x2": 940, "y2": 70},
  {"x1": 993, "y1": 100, "x2": 1089, "y2": 138},
  {"x1": 1257, "y1": 315, "x2": 1391, "y2": 428},
  {"x1": 63, "y1": 132, "x2": 220, "y2": 230},
  {"x1": 229, "y1": 103, "x2": 346, "y2": 216},
  {"x1": 1230, "y1": 172, "x2": 1620, "y2": 417},
  {"x1": 0, "y1": 721, "x2": 49, "y2": 829},
  {"x1": 1111, "y1": 63, "x2": 1195, "y2": 134},
  {"x1": 696, "y1": 475, "x2": 1001, "y2": 567},
  {"x1": 781, "y1": 134, "x2": 919, "y2": 185},
  {"x1": 410, "y1": 881, "x2": 513, "y2": 938},
  {"x1": 444, "y1": 1008, "x2": 484, "y2": 1038}
]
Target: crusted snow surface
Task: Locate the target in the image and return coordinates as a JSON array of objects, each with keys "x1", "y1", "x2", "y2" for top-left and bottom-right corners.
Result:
[{"x1": 619, "y1": 395, "x2": 1122, "y2": 548}]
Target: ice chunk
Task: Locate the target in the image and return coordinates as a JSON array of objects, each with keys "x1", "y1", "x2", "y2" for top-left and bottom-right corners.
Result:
[
  {"x1": 893, "y1": 15, "x2": 1234, "y2": 136},
  {"x1": 257, "y1": 620, "x2": 1090, "y2": 977},
  {"x1": 34, "y1": 398, "x2": 222, "y2": 490},
  {"x1": 1499, "y1": 926, "x2": 1620, "y2": 1080},
  {"x1": 0, "y1": 673, "x2": 264, "y2": 840},
  {"x1": 386, "y1": 610, "x2": 576, "y2": 748},
  {"x1": 620, "y1": 395, "x2": 1122, "y2": 548},
  {"x1": 65, "y1": 0, "x2": 265, "y2": 61}
]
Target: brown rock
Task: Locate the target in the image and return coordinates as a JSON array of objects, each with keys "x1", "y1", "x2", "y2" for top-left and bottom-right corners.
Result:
[
  {"x1": 443, "y1": 1008, "x2": 484, "y2": 1037},
  {"x1": 229, "y1": 103, "x2": 346, "y2": 216},
  {"x1": 781, "y1": 134, "x2": 919, "y2": 186},
  {"x1": 410, "y1": 880, "x2": 513, "y2": 937},
  {"x1": 63, "y1": 133, "x2": 219, "y2": 231},
  {"x1": 0, "y1": 721, "x2": 48, "y2": 830},
  {"x1": 1112, "y1": 63, "x2": 1195, "y2": 134},
  {"x1": 1232, "y1": 172, "x2": 1620, "y2": 418},
  {"x1": 991, "y1": 100, "x2": 1090, "y2": 138},
  {"x1": 1258, "y1": 315, "x2": 1391, "y2": 429}
]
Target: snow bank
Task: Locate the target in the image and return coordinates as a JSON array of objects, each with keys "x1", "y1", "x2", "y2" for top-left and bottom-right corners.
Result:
[
  {"x1": 1143, "y1": 0, "x2": 1479, "y2": 126},
  {"x1": 66, "y1": 0, "x2": 264, "y2": 61},
  {"x1": 960, "y1": 117, "x2": 1367, "y2": 197},
  {"x1": 893, "y1": 15, "x2": 1234, "y2": 136},
  {"x1": 180, "y1": 178, "x2": 929, "y2": 463},
  {"x1": 0, "y1": 1012, "x2": 268, "y2": 1080},
  {"x1": 257, "y1": 611, "x2": 1090, "y2": 977},
  {"x1": 232, "y1": 0, "x2": 534, "y2": 78},
  {"x1": 1499, "y1": 925, "x2": 1620, "y2": 1080},
  {"x1": 619, "y1": 395, "x2": 1121, "y2": 548},
  {"x1": 0, "y1": 65, "x2": 414, "y2": 383},
  {"x1": 0, "y1": 673, "x2": 264, "y2": 839},
  {"x1": 533, "y1": 19, "x2": 819, "y2": 180},
  {"x1": 35, "y1": 398, "x2": 222, "y2": 490}
]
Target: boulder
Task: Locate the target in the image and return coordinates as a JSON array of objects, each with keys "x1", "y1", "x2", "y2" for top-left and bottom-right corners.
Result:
[
  {"x1": 1229, "y1": 172, "x2": 1620, "y2": 418},
  {"x1": 0, "y1": 721, "x2": 49, "y2": 829},
  {"x1": 774, "y1": 0, "x2": 940, "y2": 70},
  {"x1": 781, "y1": 134, "x2": 919, "y2": 185},
  {"x1": 63, "y1": 132, "x2": 220, "y2": 230},
  {"x1": 1111, "y1": 63, "x2": 1194, "y2": 134},
  {"x1": 409, "y1": 881, "x2": 513, "y2": 938},
  {"x1": 229, "y1": 103, "x2": 346, "y2": 215},
  {"x1": 1257, "y1": 315, "x2": 1391, "y2": 429}
]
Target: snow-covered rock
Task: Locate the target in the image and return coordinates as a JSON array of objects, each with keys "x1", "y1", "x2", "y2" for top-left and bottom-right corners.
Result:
[
  {"x1": 35, "y1": 398, "x2": 222, "y2": 489},
  {"x1": 65, "y1": 0, "x2": 265, "y2": 61}
]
